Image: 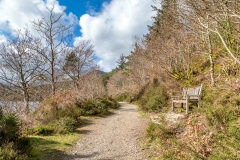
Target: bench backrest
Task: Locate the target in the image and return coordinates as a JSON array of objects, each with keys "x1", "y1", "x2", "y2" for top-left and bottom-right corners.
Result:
[{"x1": 182, "y1": 84, "x2": 203, "y2": 99}]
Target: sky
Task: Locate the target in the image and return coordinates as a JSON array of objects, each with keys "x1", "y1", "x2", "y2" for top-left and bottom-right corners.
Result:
[{"x1": 0, "y1": 0, "x2": 160, "y2": 72}]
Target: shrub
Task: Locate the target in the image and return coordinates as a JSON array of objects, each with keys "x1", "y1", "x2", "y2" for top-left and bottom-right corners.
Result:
[
  {"x1": 0, "y1": 114, "x2": 20, "y2": 143},
  {"x1": 200, "y1": 86, "x2": 240, "y2": 158},
  {"x1": 146, "y1": 123, "x2": 182, "y2": 159},
  {"x1": 56, "y1": 104, "x2": 82, "y2": 123},
  {"x1": 139, "y1": 86, "x2": 168, "y2": 112},
  {"x1": 205, "y1": 105, "x2": 240, "y2": 129},
  {"x1": 55, "y1": 117, "x2": 77, "y2": 134},
  {"x1": 209, "y1": 124, "x2": 240, "y2": 159},
  {"x1": 15, "y1": 137, "x2": 32, "y2": 155},
  {"x1": 33, "y1": 96, "x2": 119, "y2": 135},
  {"x1": 147, "y1": 123, "x2": 174, "y2": 142},
  {"x1": 0, "y1": 109, "x2": 2, "y2": 120},
  {"x1": 74, "y1": 97, "x2": 119, "y2": 116},
  {"x1": 0, "y1": 112, "x2": 31, "y2": 159},
  {"x1": 202, "y1": 87, "x2": 240, "y2": 107},
  {"x1": 33, "y1": 125, "x2": 54, "y2": 135},
  {"x1": 114, "y1": 93, "x2": 133, "y2": 102},
  {"x1": 98, "y1": 97, "x2": 120, "y2": 109},
  {"x1": 28, "y1": 117, "x2": 77, "y2": 135},
  {"x1": 0, "y1": 142, "x2": 23, "y2": 160},
  {"x1": 34, "y1": 102, "x2": 82, "y2": 125},
  {"x1": 75, "y1": 99, "x2": 99, "y2": 116}
]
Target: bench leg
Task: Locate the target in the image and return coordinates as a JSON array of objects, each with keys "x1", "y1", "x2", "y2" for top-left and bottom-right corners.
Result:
[
  {"x1": 198, "y1": 99, "x2": 201, "y2": 108},
  {"x1": 186, "y1": 100, "x2": 189, "y2": 114},
  {"x1": 172, "y1": 101, "x2": 174, "y2": 111}
]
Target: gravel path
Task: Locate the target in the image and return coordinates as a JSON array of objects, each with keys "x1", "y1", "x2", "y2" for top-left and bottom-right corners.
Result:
[{"x1": 64, "y1": 102, "x2": 149, "y2": 160}]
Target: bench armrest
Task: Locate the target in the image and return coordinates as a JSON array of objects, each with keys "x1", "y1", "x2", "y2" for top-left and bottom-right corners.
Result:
[{"x1": 171, "y1": 96, "x2": 182, "y2": 99}]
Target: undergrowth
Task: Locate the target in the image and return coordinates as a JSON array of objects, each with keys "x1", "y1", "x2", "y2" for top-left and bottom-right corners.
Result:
[
  {"x1": 0, "y1": 96, "x2": 119, "y2": 159},
  {"x1": 202, "y1": 87, "x2": 240, "y2": 159},
  {"x1": 115, "y1": 80, "x2": 169, "y2": 112},
  {"x1": 138, "y1": 85, "x2": 169, "y2": 112},
  {"x1": 145, "y1": 86, "x2": 240, "y2": 159},
  {"x1": 0, "y1": 109, "x2": 31, "y2": 159},
  {"x1": 30, "y1": 96, "x2": 119, "y2": 136}
]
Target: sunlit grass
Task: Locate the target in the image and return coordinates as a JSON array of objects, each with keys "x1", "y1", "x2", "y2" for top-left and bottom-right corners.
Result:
[{"x1": 27, "y1": 132, "x2": 81, "y2": 160}]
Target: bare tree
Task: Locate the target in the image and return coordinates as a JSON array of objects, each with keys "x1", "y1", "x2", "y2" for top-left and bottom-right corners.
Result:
[
  {"x1": 75, "y1": 67, "x2": 106, "y2": 99},
  {"x1": 107, "y1": 69, "x2": 139, "y2": 96},
  {"x1": 32, "y1": 2, "x2": 73, "y2": 97},
  {"x1": 0, "y1": 29, "x2": 44, "y2": 113},
  {"x1": 62, "y1": 40, "x2": 95, "y2": 88},
  {"x1": 127, "y1": 39, "x2": 151, "y2": 87},
  {"x1": 187, "y1": 0, "x2": 240, "y2": 62},
  {"x1": 145, "y1": 0, "x2": 202, "y2": 84}
]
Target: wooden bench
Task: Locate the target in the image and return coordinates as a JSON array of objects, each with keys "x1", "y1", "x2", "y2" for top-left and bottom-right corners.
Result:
[{"x1": 171, "y1": 84, "x2": 203, "y2": 114}]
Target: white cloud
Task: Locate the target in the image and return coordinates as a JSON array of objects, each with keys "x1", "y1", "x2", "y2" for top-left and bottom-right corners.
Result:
[
  {"x1": 0, "y1": 0, "x2": 159, "y2": 72},
  {"x1": 0, "y1": 34, "x2": 6, "y2": 43},
  {"x1": 0, "y1": 0, "x2": 77, "y2": 36},
  {"x1": 77, "y1": 0, "x2": 159, "y2": 72}
]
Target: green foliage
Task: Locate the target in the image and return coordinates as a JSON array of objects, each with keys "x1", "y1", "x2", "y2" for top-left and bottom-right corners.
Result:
[
  {"x1": 0, "y1": 109, "x2": 2, "y2": 120},
  {"x1": 138, "y1": 85, "x2": 168, "y2": 112},
  {"x1": 202, "y1": 88, "x2": 219, "y2": 105},
  {"x1": 114, "y1": 93, "x2": 134, "y2": 102},
  {"x1": 202, "y1": 87, "x2": 240, "y2": 107},
  {"x1": 35, "y1": 101, "x2": 82, "y2": 125},
  {"x1": 64, "y1": 52, "x2": 78, "y2": 69},
  {"x1": 55, "y1": 117, "x2": 77, "y2": 134},
  {"x1": 209, "y1": 122, "x2": 240, "y2": 159},
  {"x1": 98, "y1": 97, "x2": 120, "y2": 109},
  {"x1": 201, "y1": 87, "x2": 240, "y2": 159},
  {"x1": 132, "y1": 83, "x2": 150, "y2": 102},
  {"x1": 0, "y1": 112, "x2": 31, "y2": 159},
  {"x1": 202, "y1": 87, "x2": 240, "y2": 130},
  {"x1": 74, "y1": 97, "x2": 119, "y2": 116},
  {"x1": 33, "y1": 126, "x2": 55, "y2": 135},
  {"x1": 28, "y1": 133, "x2": 80, "y2": 160},
  {"x1": 63, "y1": 52, "x2": 82, "y2": 77},
  {"x1": 0, "y1": 142, "x2": 26, "y2": 160},
  {"x1": 146, "y1": 122, "x2": 184, "y2": 159},
  {"x1": 0, "y1": 114, "x2": 20, "y2": 143},
  {"x1": 147, "y1": 123, "x2": 174, "y2": 142},
  {"x1": 15, "y1": 137, "x2": 32, "y2": 155},
  {"x1": 34, "y1": 96, "x2": 119, "y2": 135},
  {"x1": 101, "y1": 73, "x2": 110, "y2": 88},
  {"x1": 75, "y1": 99, "x2": 106, "y2": 116},
  {"x1": 206, "y1": 105, "x2": 240, "y2": 130},
  {"x1": 26, "y1": 117, "x2": 77, "y2": 135},
  {"x1": 116, "y1": 53, "x2": 126, "y2": 69}
]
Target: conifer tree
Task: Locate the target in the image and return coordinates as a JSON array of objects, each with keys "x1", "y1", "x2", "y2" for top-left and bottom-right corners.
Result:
[{"x1": 116, "y1": 54, "x2": 126, "y2": 70}]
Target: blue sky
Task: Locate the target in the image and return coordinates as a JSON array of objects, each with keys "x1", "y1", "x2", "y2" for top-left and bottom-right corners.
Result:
[
  {"x1": 58, "y1": 0, "x2": 111, "y2": 17},
  {"x1": 0, "y1": 0, "x2": 159, "y2": 71},
  {"x1": 57, "y1": 0, "x2": 111, "y2": 37}
]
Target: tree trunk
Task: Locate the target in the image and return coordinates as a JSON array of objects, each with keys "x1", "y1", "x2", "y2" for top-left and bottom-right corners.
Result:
[
  {"x1": 206, "y1": 15, "x2": 215, "y2": 87},
  {"x1": 51, "y1": 59, "x2": 56, "y2": 98},
  {"x1": 74, "y1": 80, "x2": 80, "y2": 89},
  {"x1": 51, "y1": 75, "x2": 55, "y2": 98},
  {"x1": 207, "y1": 34, "x2": 215, "y2": 87},
  {"x1": 23, "y1": 90, "x2": 30, "y2": 114}
]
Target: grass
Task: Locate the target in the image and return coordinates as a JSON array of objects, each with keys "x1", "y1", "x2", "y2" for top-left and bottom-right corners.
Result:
[
  {"x1": 24, "y1": 96, "x2": 120, "y2": 159},
  {"x1": 27, "y1": 132, "x2": 81, "y2": 160}
]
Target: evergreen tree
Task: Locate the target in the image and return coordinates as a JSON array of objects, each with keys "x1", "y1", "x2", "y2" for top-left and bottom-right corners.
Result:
[
  {"x1": 116, "y1": 54, "x2": 126, "y2": 69},
  {"x1": 64, "y1": 52, "x2": 78, "y2": 73}
]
